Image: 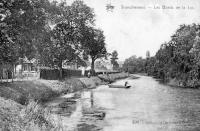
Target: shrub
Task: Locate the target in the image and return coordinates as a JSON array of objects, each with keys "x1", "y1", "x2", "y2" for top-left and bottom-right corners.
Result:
[{"x1": 20, "y1": 100, "x2": 64, "y2": 131}]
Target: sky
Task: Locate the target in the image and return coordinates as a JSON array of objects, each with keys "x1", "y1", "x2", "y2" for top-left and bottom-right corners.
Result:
[{"x1": 64, "y1": 0, "x2": 200, "y2": 61}]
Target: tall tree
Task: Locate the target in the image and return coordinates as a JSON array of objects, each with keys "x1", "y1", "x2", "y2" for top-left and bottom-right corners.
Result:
[
  {"x1": 0, "y1": 0, "x2": 52, "y2": 78},
  {"x1": 38, "y1": 0, "x2": 96, "y2": 78},
  {"x1": 82, "y1": 27, "x2": 107, "y2": 74},
  {"x1": 110, "y1": 50, "x2": 119, "y2": 70},
  {"x1": 1, "y1": 0, "x2": 50, "y2": 59},
  {"x1": 50, "y1": 22, "x2": 81, "y2": 78}
]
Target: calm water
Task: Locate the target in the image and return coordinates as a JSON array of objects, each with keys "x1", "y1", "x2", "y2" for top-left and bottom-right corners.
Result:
[{"x1": 47, "y1": 75, "x2": 200, "y2": 131}]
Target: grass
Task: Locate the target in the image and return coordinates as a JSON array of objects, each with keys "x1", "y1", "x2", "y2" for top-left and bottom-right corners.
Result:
[
  {"x1": 0, "y1": 77, "x2": 105, "y2": 131},
  {"x1": 0, "y1": 76, "x2": 105, "y2": 105},
  {"x1": 0, "y1": 97, "x2": 23, "y2": 131},
  {"x1": 79, "y1": 77, "x2": 105, "y2": 89},
  {"x1": 98, "y1": 72, "x2": 129, "y2": 83},
  {"x1": 20, "y1": 100, "x2": 64, "y2": 131},
  {"x1": 0, "y1": 97, "x2": 64, "y2": 131},
  {"x1": 0, "y1": 76, "x2": 113, "y2": 131},
  {"x1": 0, "y1": 81, "x2": 58, "y2": 105}
]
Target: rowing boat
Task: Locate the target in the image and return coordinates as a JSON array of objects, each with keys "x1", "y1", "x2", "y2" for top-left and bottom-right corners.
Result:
[{"x1": 108, "y1": 84, "x2": 131, "y2": 89}]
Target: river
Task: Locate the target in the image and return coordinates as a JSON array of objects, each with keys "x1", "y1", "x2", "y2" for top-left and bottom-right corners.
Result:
[{"x1": 46, "y1": 75, "x2": 200, "y2": 131}]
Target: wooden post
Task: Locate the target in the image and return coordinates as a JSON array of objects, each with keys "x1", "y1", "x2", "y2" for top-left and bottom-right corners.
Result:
[
  {"x1": 0, "y1": 67, "x2": 2, "y2": 83},
  {"x1": 6, "y1": 71, "x2": 8, "y2": 82}
]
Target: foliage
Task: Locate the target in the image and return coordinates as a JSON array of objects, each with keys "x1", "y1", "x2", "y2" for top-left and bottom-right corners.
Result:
[
  {"x1": 110, "y1": 50, "x2": 119, "y2": 70},
  {"x1": 0, "y1": 0, "x2": 50, "y2": 63},
  {"x1": 81, "y1": 27, "x2": 107, "y2": 73},
  {"x1": 0, "y1": 0, "x2": 107, "y2": 79},
  {"x1": 38, "y1": 1, "x2": 95, "y2": 70},
  {"x1": 0, "y1": 0, "x2": 96, "y2": 67},
  {"x1": 123, "y1": 55, "x2": 146, "y2": 73},
  {"x1": 145, "y1": 24, "x2": 200, "y2": 87}
]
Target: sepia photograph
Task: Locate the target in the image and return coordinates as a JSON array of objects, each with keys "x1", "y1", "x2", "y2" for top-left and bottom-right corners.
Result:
[{"x1": 0, "y1": 0, "x2": 200, "y2": 130}]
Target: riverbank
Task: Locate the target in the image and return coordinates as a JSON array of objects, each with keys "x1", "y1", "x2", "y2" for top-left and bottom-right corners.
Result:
[
  {"x1": 0, "y1": 96, "x2": 65, "y2": 131},
  {"x1": 1, "y1": 75, "x2": 133, "y2": 131},
  {"x1": 167, "y1": 78, "x2": 200, "y2": 88},
  {"x1": 0, "y1": 72, "x2": 130, "y2": 105},
  {"x1": 0, "y1": 77, "x2": 103, "y2": 130},
  {"x1": 0, "y1": 72, "x2": 131, "y2": 130},
  {"x1": 0, "y1": 77, "x2": 104, "y2": 105},
  {"x1": 98, "y1": 72, "x2": 129, "y2": 83}
]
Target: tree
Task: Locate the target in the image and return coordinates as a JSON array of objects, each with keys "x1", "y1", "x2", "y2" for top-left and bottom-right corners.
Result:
[
  {"x1": 1, "y1": 0, "x2": 50, "y2": 59},
  {"x1": 145, "y1": 24, "x2": 200, "y2": 87},
  {"x1": 38, "y1": 0, "x2": 96, "y2": 78},
  {"x1": 1, "y1": 0, "x2": 106, "y2": 79},
  {"x1": 0, "y1": 25, "x2": 18, "y2": 64},
  {"x1": 145, "y1": 56, "x2": 157, "y2": 76},
  {"x1": 0, "y1": 0, "x2": 52, "y2": 79},
  {"x1": 51, "y1": 22, "x2": 81, "y2": 78},
  {"x1": 82, "y1": 27, "x2": 107, "y2": 74},
  {"x1": 110, "y1": 50, "x2": 119, "y2": 70},
  {"x1": 123, "y1": 55, "x2": 146, "y2": 73}
]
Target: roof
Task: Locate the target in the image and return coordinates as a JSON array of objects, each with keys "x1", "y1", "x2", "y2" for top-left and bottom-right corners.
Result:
[{"x1": 23, "y1": 57, "x2": 37, "y2": 64}]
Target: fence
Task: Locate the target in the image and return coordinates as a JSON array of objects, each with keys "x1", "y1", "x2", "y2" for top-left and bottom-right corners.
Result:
[
  {"x1": 40, "y1": 68, "x2": 122, "y2": 80},
  {"x1": 40, "y1": 68, "x2": 90, "y2": 80}
]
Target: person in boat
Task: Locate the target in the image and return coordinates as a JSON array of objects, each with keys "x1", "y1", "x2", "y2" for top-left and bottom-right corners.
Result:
[
  {"x1": 125, "y1": 81, "x2": 130, "y2": 87},
  {"x1": 87, "y1": 70, "x2": 91, "y2": 78}
]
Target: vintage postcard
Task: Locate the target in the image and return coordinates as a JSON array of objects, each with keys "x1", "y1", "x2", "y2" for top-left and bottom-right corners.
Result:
[{"x1": 0, "y1": 0, "x2": 200, "y2": 130}]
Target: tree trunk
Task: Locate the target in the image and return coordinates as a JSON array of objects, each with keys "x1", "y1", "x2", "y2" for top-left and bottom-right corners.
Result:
[
  {"x1": 12, "y1": 63, "x2": 14, "y2": 82},
  {"x1": 20, "y1": 58, "x2": 23, "y2": 79},
  {"x1": 91, "y1": 58, "x2": 95, "y2": 76},
  {"x1": 59, "y1": 60, "x2": 63, "y2": 80},
  {"x1": 59, "y1": 68, "x2": 62, "y2": 80}
]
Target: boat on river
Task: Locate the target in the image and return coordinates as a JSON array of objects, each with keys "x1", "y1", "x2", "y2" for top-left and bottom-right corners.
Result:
[{"x1": 108, "y1": 84, "x2": 131, "y2": 89}]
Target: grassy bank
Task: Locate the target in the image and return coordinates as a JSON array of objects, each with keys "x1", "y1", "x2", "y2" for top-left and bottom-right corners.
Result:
[
  {"x1": 0, "y1": 77, "x2": 105, "y2": 130},
  {"x1": 0, "y1": 80, "x2": 57, "y2": 105},
  {"x1": 0, "y1": 97, "x2": 64, "y2": 131},
  {"x1": 128, "y1": 74, "x2": 140, "y2": 79},
  {"x1": 98, "y1": 72, "x2": 129, "y2": 83},
  {"x1": 79, "y1": 77, "x2": 106, "y2": 89},
  {"x1": 0, "y1": 77, "x2": 103, "y2": 105},
  {"x1": 0, "y1": 73, "x2": 128, "y2": 106},
  {"x1": 0, "y1": 73, "x2": 128, "y2": 130}
]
